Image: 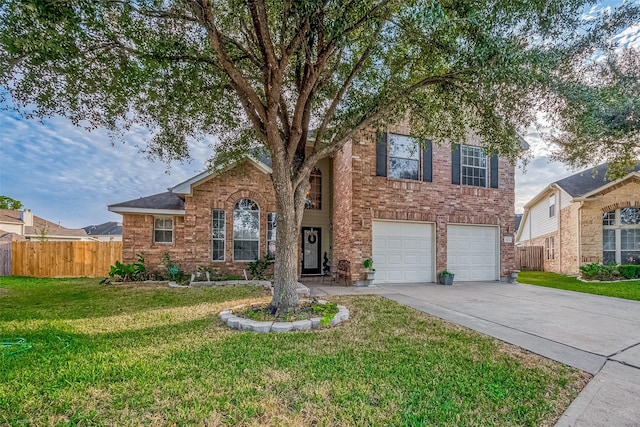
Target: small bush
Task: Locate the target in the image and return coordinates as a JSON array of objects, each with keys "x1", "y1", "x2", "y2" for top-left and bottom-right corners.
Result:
[
  {"x1": 102, "y1": 254, "x2": 148, "y2": 283},
  {"x1": 248, "y1": 253, "x2": 275, "y2": 280},
  {"x1": 579, "y1": 262, "x2": 623, "y2": 281},
  {"x1": 618, "y1": 265, "x2": 640, "y2": 280}
]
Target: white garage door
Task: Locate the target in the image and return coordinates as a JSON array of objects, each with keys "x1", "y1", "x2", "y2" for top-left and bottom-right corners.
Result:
[
  {"x1": 372, "y1": 221, "x2": 434, "y2": 283},
  {"x1": 447, "y1": 225, "x2": 499, "y2": 281}
]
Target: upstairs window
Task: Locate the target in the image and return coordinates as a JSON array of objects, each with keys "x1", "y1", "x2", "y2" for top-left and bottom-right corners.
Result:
[
  {"x1": 452, "y1": 144, "x2": 498, "y2": 188},
  {"x1": 376, "y1": 132, "x2": 432, "y2": 182},
  {"x1": 305, "y1": 167, "x2": 322, "y2": 210},
  {"x1": 389, "y1": 134, "x2": 419, "y2": 180},
  {"x1": 212, "y1": 209, "x2": 225, "y2": 261},
  {"x1": 549, "y1": 195, "x2": 556, "y2": 218},
  {"x1": 461, "y1": 145, "x2": 487, "y2": 187},
  {"x1": 153, "y1": 217, "x2": 173, "y2": 244},
  {"x1": 233, "y1": 199, "x2": 259, "y2": 261}
]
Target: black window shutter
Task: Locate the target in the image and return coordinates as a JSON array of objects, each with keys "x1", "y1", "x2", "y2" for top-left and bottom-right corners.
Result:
[
  {"x1": 376, "y1": 132, "x2": 387, "y2": 177},
  {"x1": 451, "y1": 144, "x2": 461, "y2": 185},
  {"x1": 422, "y1": 140, "x2": 432, "y2": 182},
  {"x1": 490, "y1": 154, "x2": 499, "y2": 188}
]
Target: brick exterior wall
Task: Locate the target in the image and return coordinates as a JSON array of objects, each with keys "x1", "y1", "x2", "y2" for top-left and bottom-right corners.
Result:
[
  {"x1": 528, "y1": 232, "x2": 560, "y2": 272},
  {"x1": 120, "y1": 129, "x2": 518, "y2": 282},
  {"x1": 577, "y1": 178, "x2": 640, "y2": 273},
  {"x1": 122, "y1": 161, "x2": 278, "y2": 275},
  {"x1": 336, "y1": 125, "x2": 516, "y2": 281}
]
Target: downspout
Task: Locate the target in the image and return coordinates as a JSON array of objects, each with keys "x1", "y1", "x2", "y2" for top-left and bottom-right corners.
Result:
[
  {"x1": 577, "y1": 201, "x2": 584, "y2": 272},
  {"x1": 556, "y1": 186, "x2": 561, "y2": 274}
]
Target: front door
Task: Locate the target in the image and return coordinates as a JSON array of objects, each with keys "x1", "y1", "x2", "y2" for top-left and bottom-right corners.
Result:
[{"x1": 301, "y1": 227, "x2": 322, "y2": 275}]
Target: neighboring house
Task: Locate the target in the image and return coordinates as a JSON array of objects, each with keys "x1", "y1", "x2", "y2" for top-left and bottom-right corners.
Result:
[
  {"x1": 514, "y1": 214, "x2": 523, "y2": 235},
  {"x1": 83, "y1": 222, "x2": 123, "y2": 241},
  {"x1": 109, "y1": 125, "x2": 520, "y2": 283},
  {"x1": 0, "y1": 209, "x2": 91, "y2": 241},
  {"x1": 516, "y1": 163, "x2": 640, "y2": 274}
]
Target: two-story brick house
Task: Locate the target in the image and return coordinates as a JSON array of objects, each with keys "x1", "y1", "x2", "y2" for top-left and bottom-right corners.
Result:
[{"x1": 109, "y1": 124, "x2": 518, "y2": 283}]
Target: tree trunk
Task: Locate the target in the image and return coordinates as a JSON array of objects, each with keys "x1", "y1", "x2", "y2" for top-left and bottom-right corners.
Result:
[{"x1": 269, "y1": 159, "x2": 310, "y2": 313}]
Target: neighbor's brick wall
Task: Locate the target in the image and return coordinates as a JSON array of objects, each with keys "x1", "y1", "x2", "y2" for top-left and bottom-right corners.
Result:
[
  {"x1": 338, "y1": 124, "x2": 516, "y2": 281},
  {"x1": 122, "y1": 161, "x2": 278, "y2": 275},
  {"x1": 559, "y1": 204, "x2": 579, "y2": 274},
  {"x1": 528, "y1": 232, "x2": 560, "y2": 273},
  {"x1": 578, "y1": 179, "x2": 640, "y2": 272}
]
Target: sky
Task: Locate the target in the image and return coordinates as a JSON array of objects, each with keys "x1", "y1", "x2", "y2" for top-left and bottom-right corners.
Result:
[{"x1": 0, "y1": 1, "x2": 638, "y2": 230}]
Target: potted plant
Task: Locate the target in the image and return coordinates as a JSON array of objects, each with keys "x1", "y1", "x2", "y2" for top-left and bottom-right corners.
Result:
[
  {"x1": 439, "y1": 269, "x2": 454, "y2": 285},
  {"x1": 363, "y1": 258, "x2": 376, "y2": 280}
]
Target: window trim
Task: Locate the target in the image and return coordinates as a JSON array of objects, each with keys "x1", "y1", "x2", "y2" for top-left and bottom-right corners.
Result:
[
  {"x1": 378, "y1": 132, "x2": 432, "y2": 182},
  {"x1": 305, "y1": 167, "x2": 322, "y2": 210},
  {"x1": 233, "y1": 199, "x2": 260, "y2": 262},
  {"x1": 388, "y1": 133, "x2": 420, "y2": 180},
  {"x1": 549, "y1": 195, "x2": 556, "y2": 218},
  {"x1": 211, "y1": 209, "x2": 226, "y2": 262},
  {"x1": 460, "y1": 145, "x2": 488, "y2": 187},
  {"x1": 545, "y1": 236, "x2": 555, "y2": 260},
  {"x1": 153, "y1": 216, "x2": 174, "y2": 244},
  {"x1": 603, "y1": 208, "x2": 640, "y2": 265}
]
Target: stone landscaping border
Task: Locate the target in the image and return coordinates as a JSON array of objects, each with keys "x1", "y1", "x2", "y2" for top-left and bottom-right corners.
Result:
[{"x1": 219, "y1": 300, "x2": 350, "y2": 333}]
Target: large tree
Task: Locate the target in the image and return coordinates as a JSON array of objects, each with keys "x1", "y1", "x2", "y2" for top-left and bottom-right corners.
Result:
[
  {"x1": 0, "y1": 195, "x2": 23, "y2": 210},
  {"x1": 1, "y1": 0, "x2": 638, "y2": 311}
]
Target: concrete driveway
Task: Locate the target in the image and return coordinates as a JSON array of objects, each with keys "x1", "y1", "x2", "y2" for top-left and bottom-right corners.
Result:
[{"x1": 309, "y1": 281, "x2": 640, "y2": 427}]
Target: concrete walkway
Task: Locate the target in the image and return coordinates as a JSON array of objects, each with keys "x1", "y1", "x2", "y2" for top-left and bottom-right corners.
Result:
[{"x1": 308, "y1": 281, "x2": 640, "y2": 427}]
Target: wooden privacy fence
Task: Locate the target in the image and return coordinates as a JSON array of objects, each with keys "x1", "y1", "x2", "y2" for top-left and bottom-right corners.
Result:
[
  {"x1": 0, "y1": 242, "x2": 11, "y2": 276},
  {"x1": 515, "y1": 246, "x2": 544, "y2": 271},
  {"x1": 11, "y1": 241, "x2": 123, "y2": 278}
]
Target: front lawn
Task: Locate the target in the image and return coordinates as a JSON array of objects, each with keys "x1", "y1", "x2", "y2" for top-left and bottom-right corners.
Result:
[
  {"x1": 518, "y1": 271, "x2": 640, "y2": 301},
  {"x1": 1, "y1": 277, "x2": 587, "y2": 426}
]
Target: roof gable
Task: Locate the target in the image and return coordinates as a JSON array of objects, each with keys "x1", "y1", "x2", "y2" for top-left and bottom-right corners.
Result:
[
  {"x1": 171, "y1": 156, "x2": 272, "y2": 195},
  {"x1": 555, "y1": 163, "x2": 640, "y2": 198}
]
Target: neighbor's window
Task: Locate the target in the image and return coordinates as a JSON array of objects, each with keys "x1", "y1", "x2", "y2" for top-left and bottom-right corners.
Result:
[
  {"x1": 212, "y1": 209, "x2": 225, "y2": 261},
  {"x1": 603, "y1": 208, "x2": 640, "y2": 265},
  {"x1": 305, "y1": 167, "x2": 322, "y2": 210},
  {"x1": 154, "y1": 217, "x2": 173, "y2": 244},
  {"x1": 233, "y1": 199, "x2": 259, "y2": 261},
  {"x1": 549, "y1": 195, "x2": 556, "y2": 218},
  {"x1": 545, "y1": 236, "x2": 555, "y2": 260},
  {"x1": 389, "y1": 134, "x2": 420, "y2": 180},
  {"x1": 267, "y1": 212, "x2": 277, "y2": 256},
  {"x1": 461, "y1": 145, "x2": 487, "y2": 187}
]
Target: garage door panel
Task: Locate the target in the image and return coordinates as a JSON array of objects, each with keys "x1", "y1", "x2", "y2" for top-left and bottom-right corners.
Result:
[
  {"x1": 447, "y1": 225, "x2": 498, "y2": 281},
  {"x1": 373, "y1": 221, "x2": 434, "y2": 284}
]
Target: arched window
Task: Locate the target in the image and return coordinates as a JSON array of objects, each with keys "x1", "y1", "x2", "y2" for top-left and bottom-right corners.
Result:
[
  {"x1": 305, "y1": 167, "x2": 322, "y2": 210},
  {"x1": 233, "y1": 199, "x2": 259, "y2": 261},
  {"x1": 603, "y1": 208, "x2": 640, "y2": 265}
]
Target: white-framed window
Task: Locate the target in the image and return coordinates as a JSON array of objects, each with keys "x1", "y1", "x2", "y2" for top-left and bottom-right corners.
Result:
[
  {"x1": 212, "y1": 209, "x2": 225, "y2": 261},
  {"x1": 603, "y1": 208, "x2": 640, "y2": 265},
  {"x1": 267, "y1": 212, "x2": 277, "y2": 256},
  {"x1": 545, "y1": 236, "x2": 555, "y2": 260},
  {"x1": 305, "y1": 167, "x2": 322, "y2": 210},
  {"x1": 549, "y1": 194, "x2": 556, "y2": 218},
  {"x1": 461, "y1": 145, "x2": 487, "y2": 187},
  {"x1": 389, "y1": 133, "x2": 420, "y2": 180},
  {"x1": 153, "y1": 217, "x2": 173, "y2": 244},
  {"x1": 233, "y1": 199, "x2": 259, "y2": 261}
]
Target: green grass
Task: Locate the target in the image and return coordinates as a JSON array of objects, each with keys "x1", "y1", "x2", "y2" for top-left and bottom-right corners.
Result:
[
  {"x1": 518, "y1": 271, "x2": 640, "y2": 301},
  {"x1": 0, "y1": 277, "x2": 586, "y2": 426}
]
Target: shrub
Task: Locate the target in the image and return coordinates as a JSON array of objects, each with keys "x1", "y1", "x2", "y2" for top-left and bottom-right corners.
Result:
[
  {"x1": 162, "y1": 252, "x2": 183, "y2": 281},
  {"x1": 579, "y1": 262, "x2": 621, "y2": 281},
  {"x1": 248, "y1": 253, "x2": 275, "y2": 280},
  {"x1": 103, "y1": 254, "x2": 148, "y2": 283},
  {"x1": 618, "y1": 265, "x2": 640, "y2": 280}
]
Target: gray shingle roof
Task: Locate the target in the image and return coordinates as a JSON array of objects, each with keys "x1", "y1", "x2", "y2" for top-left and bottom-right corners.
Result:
[
  {"x1": 555, "y1": 163, "x2": 640, "y2": 197},
  {"x1": 108, "y1": 192, "x2": 185, "y2": 210},
  {"x1": 83, "y1": 221, "x2": 122, "y2": 236}
]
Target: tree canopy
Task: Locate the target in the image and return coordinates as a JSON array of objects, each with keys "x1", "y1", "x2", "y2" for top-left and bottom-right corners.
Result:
[
  {"x1": 0, "y1": 195, "x2": 23, "y2": 210},
  {"x1": 1, "y1": 1, "x2": 638, "y2": 172}
]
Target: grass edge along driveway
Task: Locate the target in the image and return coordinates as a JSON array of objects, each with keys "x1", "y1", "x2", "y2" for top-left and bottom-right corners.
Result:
[
  {"x1": 518, "y1": 271, "x2": 640, "y2": 301},
  {"x1": 1, "y1": 277, "x2": 588, "y2": 426}
]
